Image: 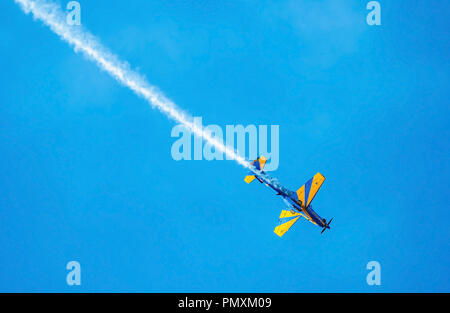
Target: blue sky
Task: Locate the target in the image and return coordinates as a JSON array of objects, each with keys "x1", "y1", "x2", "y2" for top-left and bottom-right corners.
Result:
[{"x1": 1, "y1": 0, "x2": 449, "y2": 292}]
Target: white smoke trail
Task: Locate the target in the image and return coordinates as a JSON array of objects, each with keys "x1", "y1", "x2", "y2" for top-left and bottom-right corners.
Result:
[{"x1": 14, "y1": 0, "x2": 252, "y2": 170}]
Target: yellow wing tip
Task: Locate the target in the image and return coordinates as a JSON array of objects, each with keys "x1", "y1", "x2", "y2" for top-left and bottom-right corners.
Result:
[
  {"x1": 274, "y1": 216, "x2": 300, "y2": 237},
  {"x1": 316, "y1": 172, "x2": 326, "y2": 180},
  {"x1": 274, "y1": 228, "x2": 285, "y2": 237}
]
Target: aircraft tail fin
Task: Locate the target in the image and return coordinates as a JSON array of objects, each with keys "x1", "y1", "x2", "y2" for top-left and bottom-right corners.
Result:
[
  {"x1": 244, "y1": 156, "x2": 267, "y2": 184},
  {"x1": 250, "y1": 155, "x2": 267, "y2": 171},
  {"x1": 274, "y1": 210, "x2": 302, "y2": 237}
]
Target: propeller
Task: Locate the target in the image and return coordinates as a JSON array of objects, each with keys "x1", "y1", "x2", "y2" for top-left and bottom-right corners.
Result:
[{"x1": 320, "y1": 217, "x2": 333, "y2": 234}]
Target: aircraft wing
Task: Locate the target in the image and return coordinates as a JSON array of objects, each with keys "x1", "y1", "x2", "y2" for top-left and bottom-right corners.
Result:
[
  {"x1": 274, "y1": 209, "x2": 302, "y2": 237},
  {"x1": 274, "y1": 198, "x2": 318, "y2": 237},
  {"x1": 296, "y1": 173, "x2": 325, "y2": 208}
]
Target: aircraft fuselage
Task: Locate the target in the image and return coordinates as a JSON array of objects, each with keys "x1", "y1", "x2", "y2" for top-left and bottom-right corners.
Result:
[{"x1": 253, "y1": 170, "x2": 327, "y2": 228}]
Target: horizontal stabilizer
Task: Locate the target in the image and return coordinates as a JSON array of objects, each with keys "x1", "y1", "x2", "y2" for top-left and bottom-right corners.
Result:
[{"x1": 244, "y1": 175, "x2": 256, "y2": 184}]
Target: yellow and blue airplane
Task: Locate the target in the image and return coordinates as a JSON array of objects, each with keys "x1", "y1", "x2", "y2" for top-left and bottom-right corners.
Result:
[{"x1": 245, "y1": 156, "x2": 332, "y2": 237}]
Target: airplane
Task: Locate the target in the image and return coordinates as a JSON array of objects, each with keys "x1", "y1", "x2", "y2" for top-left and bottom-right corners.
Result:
[{"x1": 244, "y1": 156, "x2": 333, "y2": 237}]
